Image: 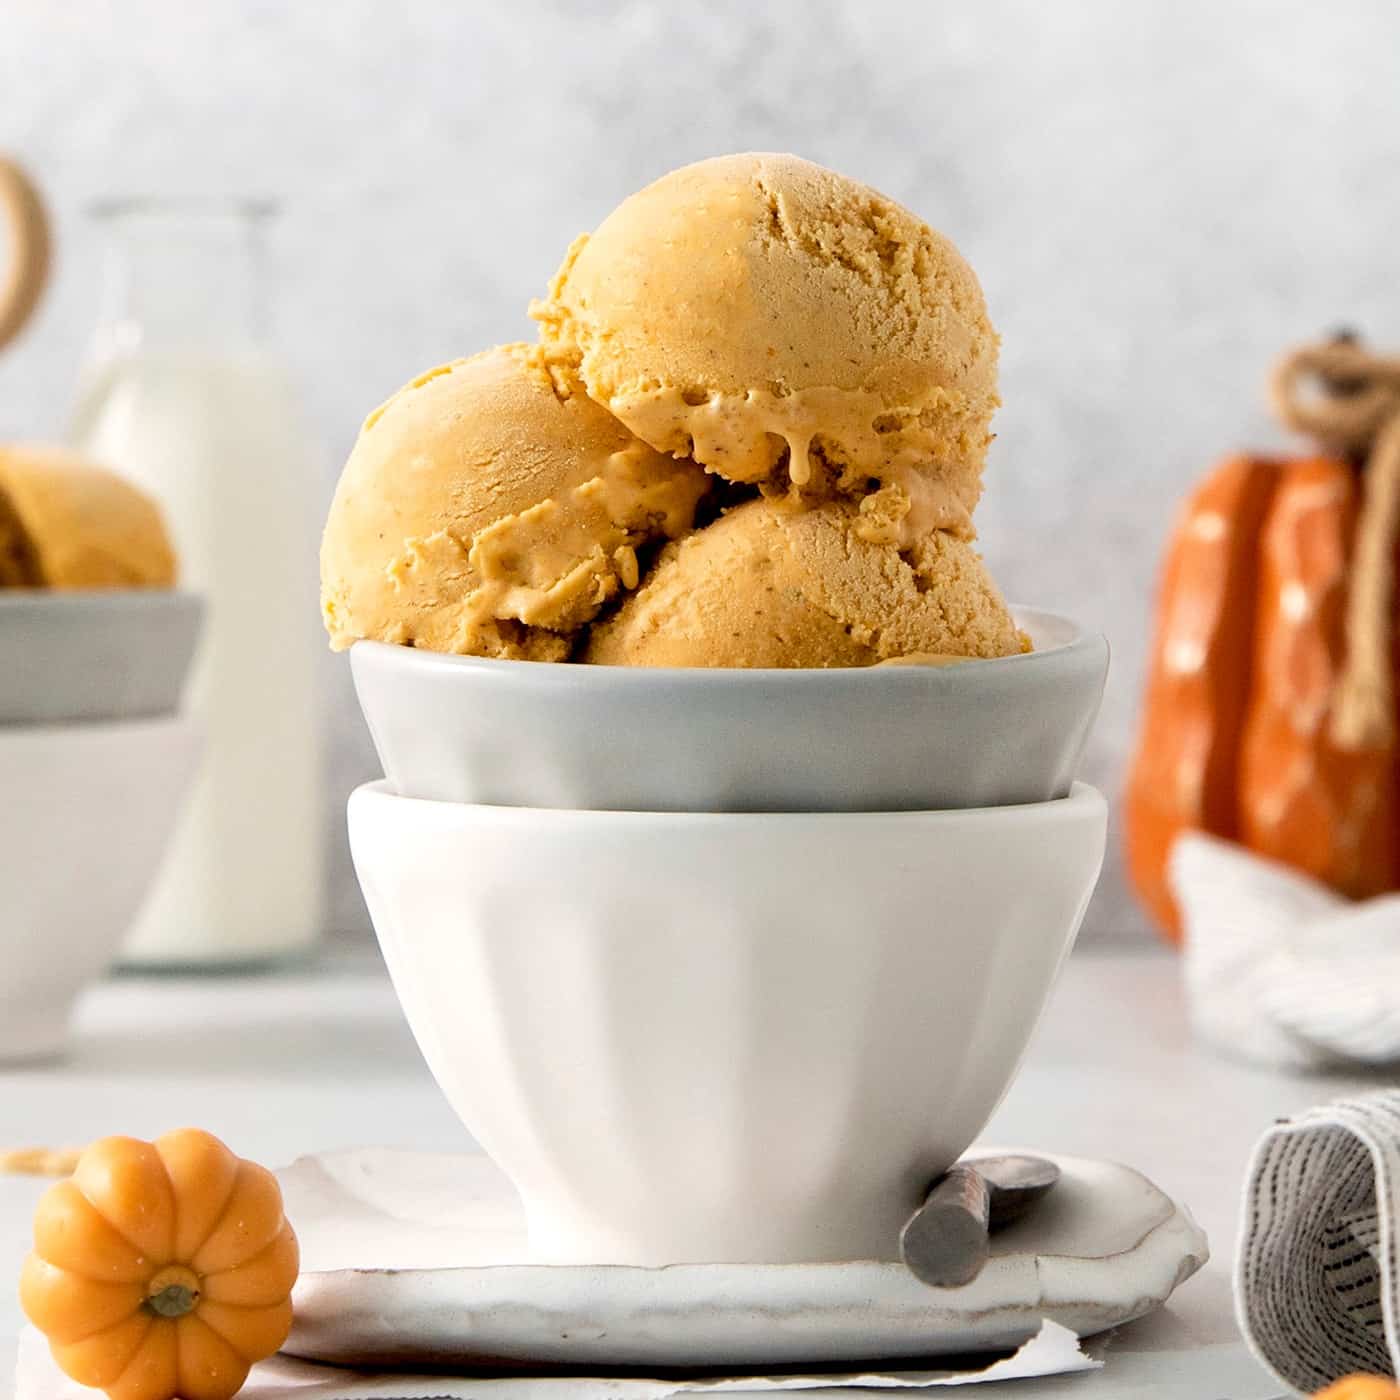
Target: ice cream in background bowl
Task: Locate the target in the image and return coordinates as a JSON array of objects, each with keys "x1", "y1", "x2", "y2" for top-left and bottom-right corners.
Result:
[{"x1": 328, "y1": 153, "x2": 1109, "y2": 1264}]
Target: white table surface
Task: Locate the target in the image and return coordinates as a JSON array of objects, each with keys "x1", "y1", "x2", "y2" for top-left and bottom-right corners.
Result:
[{"x1": 1, "y1": 947, "x2": 1388, "y2": 1399}]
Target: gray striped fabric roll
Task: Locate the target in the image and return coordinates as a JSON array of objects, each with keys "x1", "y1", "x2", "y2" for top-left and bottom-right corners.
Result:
[{"x1": 1237, "y1": 1091, "x2": 1400, "y2": 1394}]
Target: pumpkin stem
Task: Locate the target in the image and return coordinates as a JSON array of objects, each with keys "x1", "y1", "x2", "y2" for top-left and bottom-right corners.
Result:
[
  {"x1": 1269, "y1": 340, "x2": 1400, "y2": 749},
  {"x1": 144, "y1": 1265, "x2": 201, "y2": 1319}
]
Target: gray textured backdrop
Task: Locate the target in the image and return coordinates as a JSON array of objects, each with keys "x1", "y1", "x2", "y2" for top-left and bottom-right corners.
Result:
[{"x1": 4, "y1": 1, "x2": 1398, "y2": 946}]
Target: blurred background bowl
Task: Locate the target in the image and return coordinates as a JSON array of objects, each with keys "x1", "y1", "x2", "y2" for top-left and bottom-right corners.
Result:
[
  {"x1": 350, "y1": 606, "x2": 1107, "y2": 812},
  {"x1": 0, "y1": 591, "x2": 203, "y2": 723},
  {"x1": 0, "y1": 715, "x2": 200, "y2": 1060}
]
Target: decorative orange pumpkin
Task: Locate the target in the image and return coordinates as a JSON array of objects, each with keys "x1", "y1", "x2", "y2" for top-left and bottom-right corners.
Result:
[
  {"x1": 1313, "y1": 1378, "x2": 1400, "y2": 1400},
  {"x1": 21, "y1": 1130, "x2": 298, "y2": 1400},
  {"x1": 1126, "y1": 338, "x2": 1400, "y2": 941}
]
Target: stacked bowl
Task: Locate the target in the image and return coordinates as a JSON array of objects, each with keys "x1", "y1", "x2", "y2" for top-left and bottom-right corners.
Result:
[
  {"x1": 0, "y1": 590, "x2": 202, "y2": 1059},
  {"x1": 347, "y1": 607, "x2": 1108, "y2": 1266},
  {"x1": 339, "y1": 152, "x2": 1112, "y2": 1267}
]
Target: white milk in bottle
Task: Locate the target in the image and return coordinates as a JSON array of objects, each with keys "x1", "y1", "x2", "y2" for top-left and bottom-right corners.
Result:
[{"x1": 71, "y1": 201, "x2": 322, "y2": 964}]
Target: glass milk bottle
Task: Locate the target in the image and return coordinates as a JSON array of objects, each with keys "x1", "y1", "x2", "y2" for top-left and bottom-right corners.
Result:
[{"x1": 71, "y1": 200, "x2": 323, "y2": 966}]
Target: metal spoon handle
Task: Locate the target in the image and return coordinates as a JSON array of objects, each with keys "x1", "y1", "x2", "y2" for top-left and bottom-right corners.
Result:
[{"x1": 898, "y1": 1164, "x2": 990, "y2": 1288}]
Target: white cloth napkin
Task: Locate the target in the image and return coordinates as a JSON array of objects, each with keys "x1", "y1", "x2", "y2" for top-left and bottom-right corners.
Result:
[
  {"x1": 1171, "y1": 833, "x2": 1400, "y2": 1070},
  {"x1": 1237, "y1": 1089, "x2": 1400, "y2": 1394},
  {"x1": 14, "y1": 1320, "x2": 1100, "y2": 1399}
]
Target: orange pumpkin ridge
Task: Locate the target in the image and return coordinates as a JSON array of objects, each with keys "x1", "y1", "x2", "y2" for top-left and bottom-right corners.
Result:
[
  {"x1": 1127, "y1": 431, "x2": 1400, "y2": 941},
  {"x1": 1125, "y1": 455, "x2": 1279, "y2": 939},
  {"x1": 1238, "y1": 458, "x2": 1400, "y2": 896}
]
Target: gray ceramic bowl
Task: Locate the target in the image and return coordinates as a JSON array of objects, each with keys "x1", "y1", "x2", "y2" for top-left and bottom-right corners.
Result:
[
  {"x1": 350, "y1": 607, "x2": 1107, "y2": 812},
  {"x1": 0, "y1": 591, "x2": 204, "y2": 724}
]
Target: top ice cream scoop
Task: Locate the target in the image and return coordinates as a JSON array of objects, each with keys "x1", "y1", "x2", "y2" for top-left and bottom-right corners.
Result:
[{"x1": 532, "y1": 152, "x2": 1000, "y2": 542}]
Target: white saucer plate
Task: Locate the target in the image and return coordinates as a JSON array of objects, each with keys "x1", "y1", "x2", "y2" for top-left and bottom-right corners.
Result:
[{"x1": 280, "y1": 1148, "x2": 1208, "y2": 1369}]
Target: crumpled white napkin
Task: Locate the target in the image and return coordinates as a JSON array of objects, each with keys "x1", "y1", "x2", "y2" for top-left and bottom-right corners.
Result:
[
  {"x1": 1237, "y1": 1089, "x2": 1400, "y2": 1394},
  {"x1": 1171, "y1": 833, "x2": 1400, "y2": 1070},
  {"x1": 14, "y1": 1320, "x2": 1100, "y2": 1399}
]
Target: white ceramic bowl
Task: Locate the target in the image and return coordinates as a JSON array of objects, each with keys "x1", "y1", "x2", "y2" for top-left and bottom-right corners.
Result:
[
  {"x1": 0, "y1": 591, "x2": 203, "y2": 723},
  {"x1": 348, "y1": 780, "x2": 1108, "y2": 1266},
  {"x1": 0, "y1": 716, "x2": 199, "y2": 1060},
  {"x1": 350, "y1": 607, "x2": 1108, "y2": 812}
]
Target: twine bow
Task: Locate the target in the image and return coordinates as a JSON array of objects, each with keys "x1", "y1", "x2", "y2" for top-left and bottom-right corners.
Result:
[
  {"x1": 0, "y1": 157, "x2": 49, "y2": 355},
  {"x1": 1270, "y1": 338, "x2": 1400, "y2": 749}
]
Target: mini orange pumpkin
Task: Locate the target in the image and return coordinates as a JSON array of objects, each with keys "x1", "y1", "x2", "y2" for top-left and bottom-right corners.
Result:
[
  {"x1": 1126, "y1": 339, "x2": 1400, "y2": 940},
  {"x1": 21, "y1": 1129, "x2": 298, "y2": 1400}
]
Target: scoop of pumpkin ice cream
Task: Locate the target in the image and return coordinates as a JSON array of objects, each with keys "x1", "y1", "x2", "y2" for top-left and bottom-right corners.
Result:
[
  {"x1": 583, "y1": 498, "x2": 1023, "y2": 668},
  {"x1": 533, "y1": 152, "x2": 999, "y2": 542},
  {"x1": 0, "y1": 445, "x2": 175, "y2": 589},
  {"x1": 320, "y1": 344, "x2": 711, "y2": 659}
]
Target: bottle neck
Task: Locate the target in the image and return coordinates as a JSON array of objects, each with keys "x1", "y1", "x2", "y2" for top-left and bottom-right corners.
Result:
[{"x1": 89, "y1": 202, "x2": 270, "y2": 359}]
